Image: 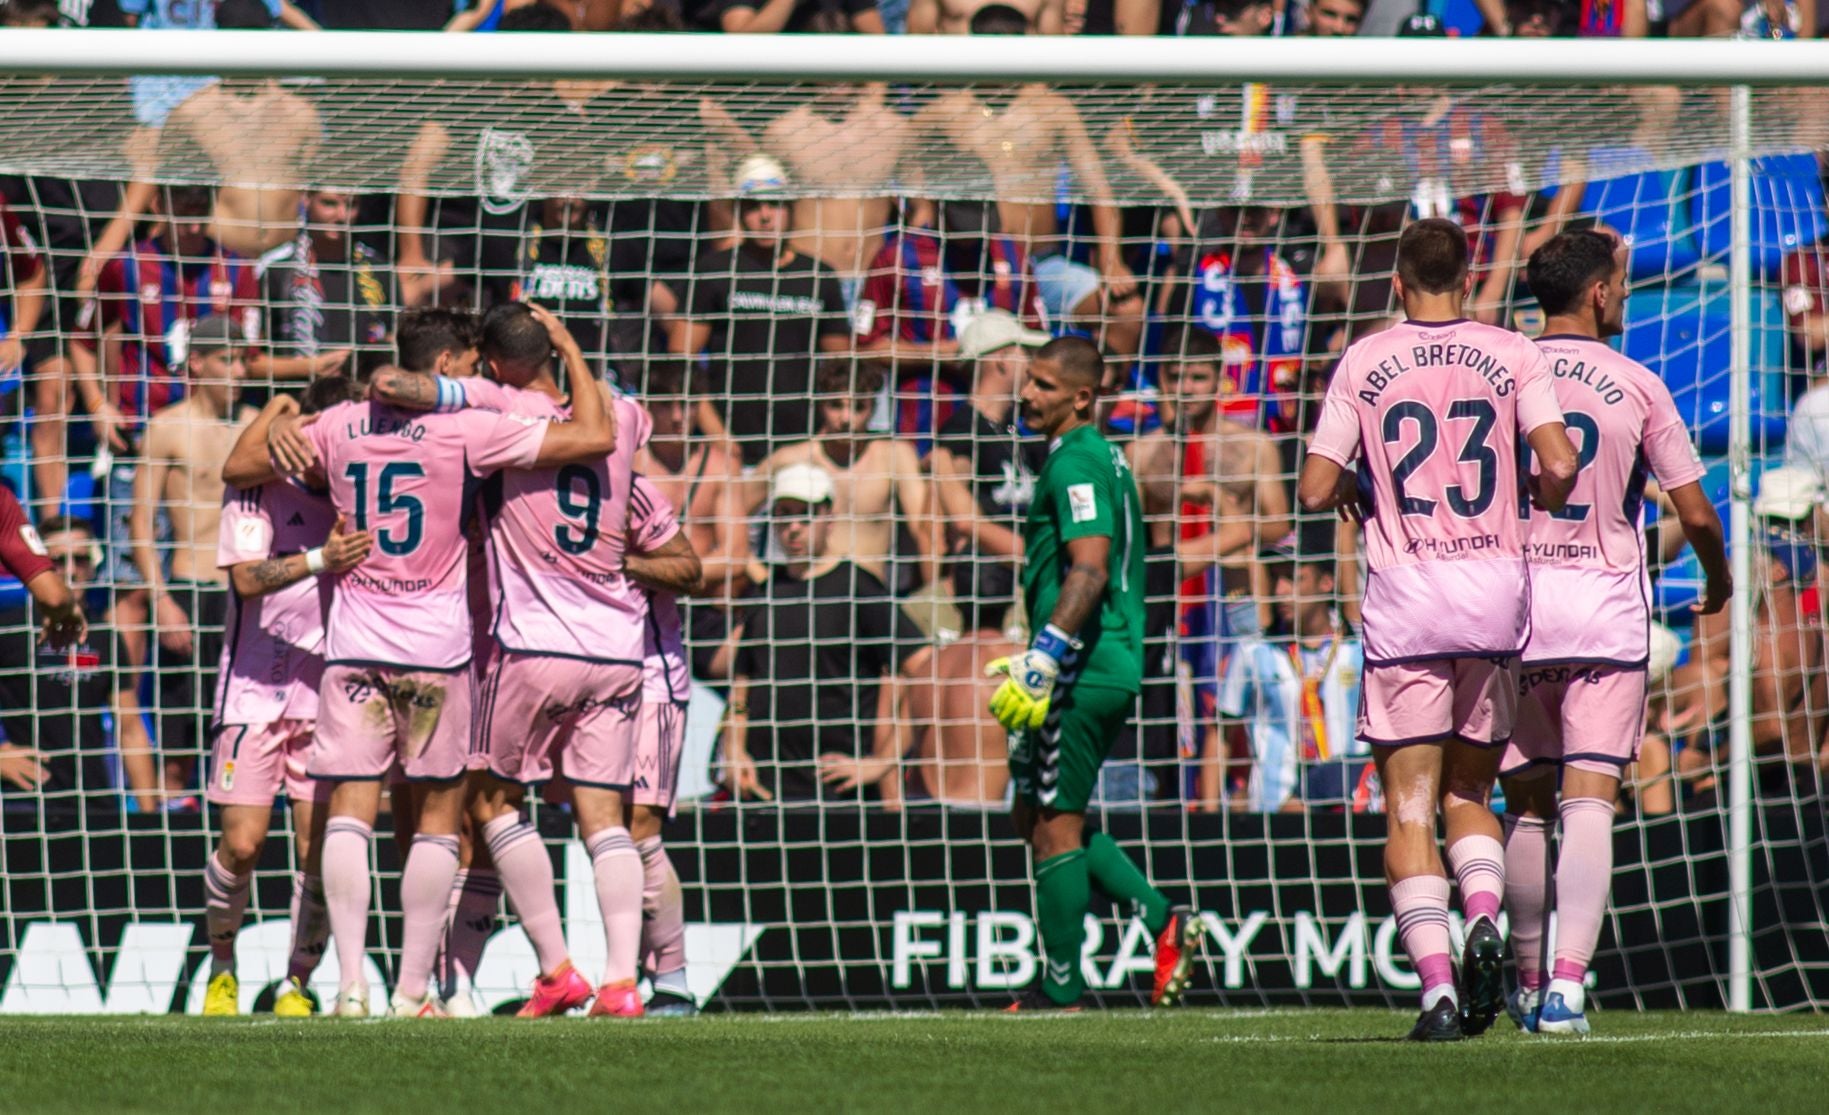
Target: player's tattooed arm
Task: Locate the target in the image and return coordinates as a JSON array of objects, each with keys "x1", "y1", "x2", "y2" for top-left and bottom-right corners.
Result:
[
  {"x1": 229, "y1": 517, "x2": 373, "y2": 598},
  {"x1": 1048, "y1": 535, "x2": 1113, "y2": 640},
  {"x1": 368, "y1": 367, "x2": 441, "y2": 411}
]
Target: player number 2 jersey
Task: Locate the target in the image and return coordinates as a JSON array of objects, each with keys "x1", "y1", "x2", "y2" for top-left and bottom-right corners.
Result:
[
  {"x1": 1308, "y1": 319, "x2": 1564, "y2": 665},
  {"x1": 1523, "y1": 335, "x2": 1704, "y2": 666}
]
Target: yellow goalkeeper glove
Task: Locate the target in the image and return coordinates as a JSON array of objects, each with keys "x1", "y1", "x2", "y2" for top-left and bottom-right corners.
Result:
[{"x1": 985, "y1": 624, "x2": 1082, "y2": 732}]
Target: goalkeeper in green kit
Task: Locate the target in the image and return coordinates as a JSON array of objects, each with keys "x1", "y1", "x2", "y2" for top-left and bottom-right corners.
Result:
[{"x1": 987, "y1": 336, "x2": 1204, "y2": 1011}]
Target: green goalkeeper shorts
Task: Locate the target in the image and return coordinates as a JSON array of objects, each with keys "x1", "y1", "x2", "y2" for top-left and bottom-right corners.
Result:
[{"x1": 1008, "y1": 683, "x2": 1136, "y2": 813}]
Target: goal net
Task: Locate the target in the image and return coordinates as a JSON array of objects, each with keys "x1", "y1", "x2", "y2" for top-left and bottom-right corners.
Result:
[{"x1": 0, "y1": 31, "x2": 1824, "y2": 1015}]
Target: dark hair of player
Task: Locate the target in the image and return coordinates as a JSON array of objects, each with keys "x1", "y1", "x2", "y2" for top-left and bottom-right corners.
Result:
[
  {"x1": 480, "y1": 303, "x2": 557, "y2": 375},
  {"x1": 952, "y1": 557, "x2": 1016, "y2": 633},
  {"x1": 1035, "y1": 335, "x2": 1105, "y2": 389},
  {"x1": 1161, "y1": 326, "x2": 1225, "y2": 368},
  {"x1": 500, "y1": 1, "x2": 574, "y2": 32},
  {"x1": 970, "y1": 3, "x2": 1030, "y2": 33},
  {"x1": 1395, "y1": 218, "x2": 1470, "y2": 296},
  {"x1": 396, "y1": 308, "x2": 480, "y2": 374},
  {"x1": 1526, "y1": 229, "x2": 1618, "y2": 318},
  {"x1": 815, "y1": 355, "x2": 886, "y2": 400},
  {"x1": 301, "y1": 375, "x2": 361, "y2": 416},
  {"x1": 215, "y1": 0, "x2": 276, "y2": 28}
]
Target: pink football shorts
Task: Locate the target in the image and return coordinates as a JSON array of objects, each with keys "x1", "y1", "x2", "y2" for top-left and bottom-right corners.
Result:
[
  {"x1": 630, "y1": 699, "x2": 688, "y2": 813},
  {"x1": 308, "y1": 665, "x2": 473, "y2": 782},
  {"x1": 207, "y1": 718, "x2": 327, "y2": 807},
  {"x1": 1358, "y1": 655, "x2": 1518, "y2": 749},
  {"x1": 476, "y1": 651, "x2": 642, "y2": 789},
  {"x1": 1503, "y1": 663, "x2": 1649, "y2": 778}
]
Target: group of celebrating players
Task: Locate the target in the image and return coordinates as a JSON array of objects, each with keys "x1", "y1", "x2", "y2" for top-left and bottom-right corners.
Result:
[
  {"x1": 197, "y1": 301, "x2": 701, "y2": 1019},
  {"x1": 187, "y1": 214, "x2": 1731, "y2": 1035}
]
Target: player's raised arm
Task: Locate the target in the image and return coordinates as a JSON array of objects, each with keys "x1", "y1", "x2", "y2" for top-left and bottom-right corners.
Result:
[
  {"x1": 222, "y1": 394, "x2": 301, "y2": 488},
  {"x1": 524, "y1": 304, "x2": 616, "y2": 467}
]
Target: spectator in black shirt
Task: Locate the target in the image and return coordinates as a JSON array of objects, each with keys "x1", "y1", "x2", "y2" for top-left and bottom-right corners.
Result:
[
  {"x1": 670, "y1": 154, "x2": 852, "y2": 466},
  {"x1": 928, "y1": 310, "x2": 1049, "y2": 565},
  {"x1": 723, "y1": 464, "x2": 929, "y2": 804},
  {"x1": 252, "y1": 190, "x2": 401, "y2": 392},
  {"x1": 698, "y1": 0, "x2": 885, "y2": 31},
  {"x1": 504, "y1": 195, "x2": 619, "y2": 379},
  {"x1": 0, "y1": 515, "x2": 157, "y2": 815}
]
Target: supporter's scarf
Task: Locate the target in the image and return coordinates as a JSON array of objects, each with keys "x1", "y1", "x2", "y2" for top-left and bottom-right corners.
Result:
[{"x1": 288, "y1": 230, "x2": 324, "y2": 361}]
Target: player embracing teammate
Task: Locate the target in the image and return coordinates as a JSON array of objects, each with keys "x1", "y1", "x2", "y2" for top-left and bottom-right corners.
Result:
[{"x1": 1303, "y1": 220, "x2": 1727, "y2": 1041}]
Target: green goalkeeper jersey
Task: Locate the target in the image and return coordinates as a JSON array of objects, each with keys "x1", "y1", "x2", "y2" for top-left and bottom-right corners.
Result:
[{"x1": 1021, "y1": 422, "x2": 1147, "y2": 695}]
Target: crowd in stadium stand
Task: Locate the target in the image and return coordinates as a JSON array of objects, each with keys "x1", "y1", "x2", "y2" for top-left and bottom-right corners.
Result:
[{"x1": 0, "y1": 0, "x2": 1825, "y2": 822}]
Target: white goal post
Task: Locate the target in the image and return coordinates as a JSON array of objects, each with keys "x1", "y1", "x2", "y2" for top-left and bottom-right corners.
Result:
[{"x1": 0, "y1": 32, "x2": 1824, "y2": 1015}]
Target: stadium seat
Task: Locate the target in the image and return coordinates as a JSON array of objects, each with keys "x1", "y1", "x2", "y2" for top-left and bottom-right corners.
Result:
[
  {"x1": 1572, "y1": 148, "x2": 1700, "y2": 282},
  {"x1": 1690, "y1": 153, "x2": 1829, "y2": 278},
  {"x1": 1622, "y1": 284, "x2": 1790, "y2": 455}
]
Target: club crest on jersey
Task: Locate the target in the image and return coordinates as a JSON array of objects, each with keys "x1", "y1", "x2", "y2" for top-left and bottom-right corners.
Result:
[
  {"x1": 219, "y1": 760, "x2": 235, "y2": 791},
  {"x1": 1067, "y1": 483, "x2": 1097, "y2": 522}
]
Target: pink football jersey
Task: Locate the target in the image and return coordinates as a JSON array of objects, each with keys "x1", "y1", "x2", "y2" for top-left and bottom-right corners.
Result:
[
  {"x1": 1309, "y1": 318, "x2": 1564, "y2": 664},
  {"x1": 459, "y1": 378, "x2": 654, "y2": 663},
  {"x1": 630, "y1": 473, "x2": 691, "y2": 703},
  {"x1": 302, "y1": 399, "x2": 547, "y2": 670},
  {"x1": 1524, "y1": 335, "x2": 1704, "y2": 665},
  {"x1": 213, "y1": 479, "x2": 336, "y2": 724}
]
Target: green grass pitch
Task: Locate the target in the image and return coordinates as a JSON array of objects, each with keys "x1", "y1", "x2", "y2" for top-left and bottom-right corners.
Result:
[{"x1": 2, "y1": 1010, "x2": 1825, "y2": 1114}]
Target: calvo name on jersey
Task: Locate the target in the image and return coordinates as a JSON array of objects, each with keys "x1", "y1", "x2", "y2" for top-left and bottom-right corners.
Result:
[{"x1": 1548, "y1": 356, "x2": 1628, "y2": 406}]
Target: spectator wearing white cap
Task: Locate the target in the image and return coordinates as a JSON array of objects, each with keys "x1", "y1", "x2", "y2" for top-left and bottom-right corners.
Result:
[
  {"x1": 670, "y1": 154, "x2": 853, "y2": 467},
  {"x1": 928, "y1": 310, "x2": 1050, "y2": 567},
  {"x1": 722, "y1": 463, "x2": 932, "y2": 803}
]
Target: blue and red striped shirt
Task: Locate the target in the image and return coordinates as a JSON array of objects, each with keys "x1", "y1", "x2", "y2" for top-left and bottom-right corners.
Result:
[
  {"x1": 855, "y1": 229, "x2": 1046, "y2": 348},
  {"x1": 77, "y1": 236, "x2": 259, "y2": 421}
]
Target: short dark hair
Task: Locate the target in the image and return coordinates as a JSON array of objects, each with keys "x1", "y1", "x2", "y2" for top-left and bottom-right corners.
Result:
[
  {"x1": 815, "y1": 356, "x2": 885, "y2": 400},
  {"x1": 395, "y1": 308, "x2": 480, "y2": 374},
  {"x1": 616, "y1": 2, "x2": 685, "y2": 30},
  {"x1": 1035, "y1": 335, "x2": 1105, "y2": 389},
  {"x1": 951, "y1": 558, "x2": 1015, "y2": 632},
  {"x1": 1161, "y1": 327, "x2": 1225, "y2": 368},
  {"x1": 161, "y1": 185, "x2": 214, "y2": 218},
  {"x1": 970, "y1": 3, "x2": 1029, "y2": 33},
  {"x1": 500, "y1": 1, "x2": 573, "y2": 31},
  {"x1": 1527, "y1": 229, "x2": 1618, "y2": 317},
  {"x1": 38, "y1": 514, "x2": 92, "y2": 539},
  {"x1": 481, "y1": 303, "x2": 557, "y2": 376},
  {"x1": 215, "y1": 0, "x2": 276, "y2": 28},
  {"x1": 642, "y1": 357, "x2": 693, "y2": 398},
  {"x1": 1395, "y1": 218, "x2": 1471, "y2": 296},
  {"x1": 301, "y1": 375, "x2": 361, "y2": 415}
]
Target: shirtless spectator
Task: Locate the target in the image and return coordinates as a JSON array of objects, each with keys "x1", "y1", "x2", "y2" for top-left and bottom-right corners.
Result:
[
  {"x1": 1128, "y1": 330, "x2": 1289, "y2": 774},
  {"x1": 635, "y1": 359, "x2": 753, "y2": 605},
  {"x1": 253, "y1": 190, "x2": 403, "y2": 391},
  {"x1": 901, "y1": 560, "x2": 1019, "y2": 807},
  {"x1": 0, "y1": 193, "x2": 47, "y2": 485},
  {"x1": 160, "y1": 0, "x2": 323, "y2": 258},
  {"x1": 927, "y1": 311, "x2": 1048, "y2": 565},
  {"x1": 908, "y1": 0, "x2": 1062, "y2": 33},
  {"x1": 752, "y1": 358, "x2": 934, "y2": 594},
  {"x1": 128, "y1": 317, "x2": 258, "y2": 794},
  {"x1": 912, "y1": 6, "x2": 1145, "y2": 359},
  {"x1": 670, "y1": 155, "x2": 852, "y2": 466}
]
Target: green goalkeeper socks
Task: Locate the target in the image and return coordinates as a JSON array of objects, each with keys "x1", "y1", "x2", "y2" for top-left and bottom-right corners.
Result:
[
  {"x1": 1034, "y1": 849, "x2": 1090, "y2": 1006},
  {"x1": 1085, "y1": 831, "x2": 1171, "y2": 935}
]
